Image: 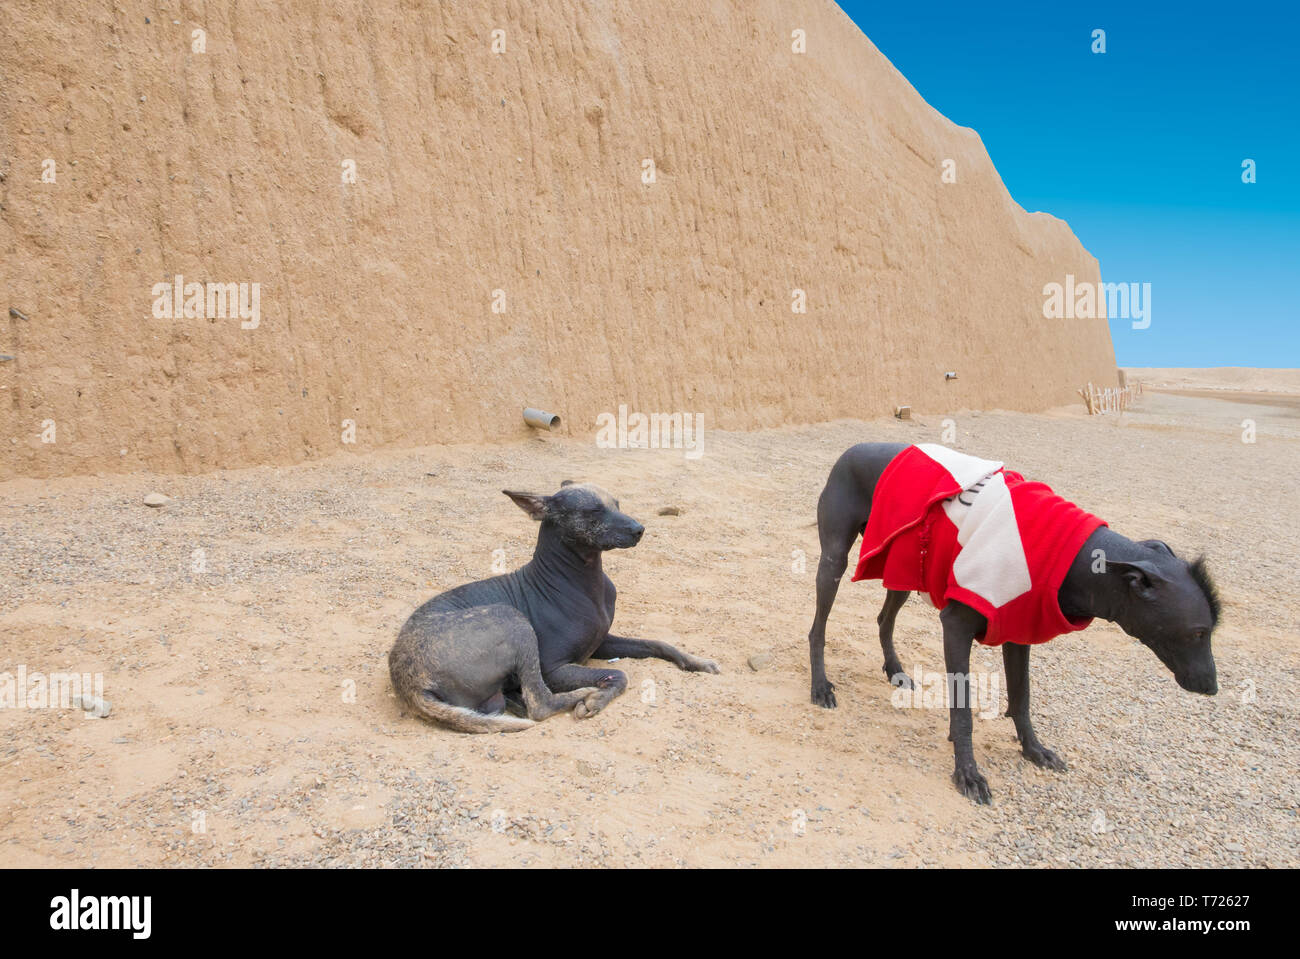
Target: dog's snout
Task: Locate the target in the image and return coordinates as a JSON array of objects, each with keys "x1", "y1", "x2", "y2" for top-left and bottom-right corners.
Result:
[{"x1": 1176, "y1": 670, "x2": 1218, "y2": 696}]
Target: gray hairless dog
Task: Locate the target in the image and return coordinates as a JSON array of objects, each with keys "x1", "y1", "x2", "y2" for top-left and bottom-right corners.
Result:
[
  {"x1": 808, "y1": 442, "x2": 1220, "y2": 803},
  {"x1": 389, "y1": 482, "x2": 719, "y2": 733}
]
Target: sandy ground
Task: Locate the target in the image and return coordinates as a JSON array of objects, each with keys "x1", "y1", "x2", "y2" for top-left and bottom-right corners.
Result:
[{"x1": 2, "y1": 386, "x2": 1297, "y2": 868}]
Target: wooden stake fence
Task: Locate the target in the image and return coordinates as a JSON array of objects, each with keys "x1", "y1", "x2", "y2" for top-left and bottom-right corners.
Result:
[{"x1": 1078, "y1": 380, "x2": 1142, "y2": 415}]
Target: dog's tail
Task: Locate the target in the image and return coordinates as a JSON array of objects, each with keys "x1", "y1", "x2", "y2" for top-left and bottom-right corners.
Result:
[{"x1": 405, "y1": 689, "x2": 534, "y2": 734}]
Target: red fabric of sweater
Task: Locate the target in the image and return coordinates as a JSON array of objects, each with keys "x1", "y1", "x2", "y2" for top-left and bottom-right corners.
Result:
[{"x1": 851, "y1": 444, "x2": 1106, "y2": 646}]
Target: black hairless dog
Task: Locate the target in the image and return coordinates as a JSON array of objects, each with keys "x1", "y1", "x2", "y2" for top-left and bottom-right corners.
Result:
[
  {"x1": 390, "y1": 482, "x2": 718, "y2": 733},
  {"x1": 809, "y1": 442, "x2": 1220, "y2": 803}
]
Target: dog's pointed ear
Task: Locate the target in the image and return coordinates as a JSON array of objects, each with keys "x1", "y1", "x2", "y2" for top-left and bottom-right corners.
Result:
[
  {"x1": 1108, "y1": 558, "x2": 1167, "y2": 600},
  {"x1": 503, "y1": 490, "x2": 550, "y2": 520}
]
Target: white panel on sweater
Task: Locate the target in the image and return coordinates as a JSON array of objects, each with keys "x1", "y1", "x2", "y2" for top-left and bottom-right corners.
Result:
[
  {"x1": 942, "y1": 471, "x2": 1033, "y2": 607},
  {"x1": 915, "y1": 444, "x2": 1003, "y2": 491}
]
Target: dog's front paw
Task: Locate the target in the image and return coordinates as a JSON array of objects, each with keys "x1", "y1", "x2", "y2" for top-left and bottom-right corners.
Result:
[
  {"x1": 811, "y1": 680, "x2": 837, "y2": 709},
  {"x1": 886, "y1": 669, "x2": 914, "y2": 690},
  {"x1": 683, "y1": 655, "x2": 720, "y2": 674},
  {"x1": 952, "y1": 762, "x2": 992, "y2": 805},
  {"x1": 1022, "y1": 741, "x2": 1067, "y2": 772}
]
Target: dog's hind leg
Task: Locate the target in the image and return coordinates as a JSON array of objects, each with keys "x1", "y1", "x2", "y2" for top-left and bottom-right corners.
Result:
[
  {"x1": 808, "y1": 486, "x2": 869, "y2": 709},
  {"x1": 391, "y1": 605, "x2": 594, "y2": 731},
  {"x1": 500, "y1": 614, "x2": 600, "y2": 721},
  {"x1": 390, "y1": 607, "x2": 536, "y2": 733},
  {"x1": 517, "y1": 661, "x2": 598, "y2": 722},
  {"x1": 807, "y1": 443, "x2": 908, "y2": 708},
  {"x1": 542, "y1": 663, "x2": 628, "y2": 720},
  {"x1": 877, "y1": 590, "x2": 913, "y2": 688}
]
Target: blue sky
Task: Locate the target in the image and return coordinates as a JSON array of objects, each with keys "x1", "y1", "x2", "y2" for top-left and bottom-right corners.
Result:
[{"x1": 839, "y1": 0, "x2": 1298, "y2": 368}]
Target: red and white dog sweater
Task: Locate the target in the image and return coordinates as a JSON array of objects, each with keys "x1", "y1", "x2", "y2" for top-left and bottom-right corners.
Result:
[{"x1": 851, "y1": 444, "x2": 1107, "y2": 646}]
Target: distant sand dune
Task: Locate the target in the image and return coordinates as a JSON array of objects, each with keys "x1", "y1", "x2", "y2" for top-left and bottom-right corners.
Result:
[{"x1": 1125, "y1": 368, "x2": 1300, "y2": 394}]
